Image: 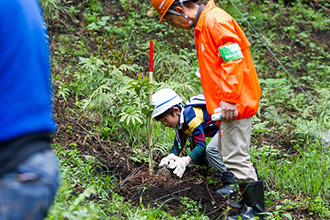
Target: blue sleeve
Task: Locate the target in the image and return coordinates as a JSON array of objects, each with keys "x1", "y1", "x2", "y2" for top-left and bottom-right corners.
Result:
[{"x1": 0, "y1": 0, "x2": 55, "y2": 141}]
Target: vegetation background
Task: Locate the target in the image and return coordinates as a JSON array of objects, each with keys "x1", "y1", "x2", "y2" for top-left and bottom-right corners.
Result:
[{"x1": 39, "y1": 0, "x2": 329, "y2": 219}]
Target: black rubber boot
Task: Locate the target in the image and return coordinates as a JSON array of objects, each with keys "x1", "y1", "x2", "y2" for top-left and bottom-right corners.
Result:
[
  {"x1": 226, "y1": 178, "x2": 265, "y2": 220},
  {"x1": 216, "y1": 171, "x2": 238, "y2": 197}
]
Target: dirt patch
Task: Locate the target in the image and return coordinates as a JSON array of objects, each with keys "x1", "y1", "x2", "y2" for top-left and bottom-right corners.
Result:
[
  {"x1": 137, "y1": 182, "x2": 230, "y2": 219},
  {"x1": 118, "y1": 166, "x2": 243, "y2": 219}
]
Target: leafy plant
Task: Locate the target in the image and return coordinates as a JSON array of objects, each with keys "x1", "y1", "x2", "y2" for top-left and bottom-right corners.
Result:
[
  {"x1": 264, "y1": 204, "x2": 293, "y2": 220},
  {"x1": 39, "y1": 0, "x2": 71, "y2": 24},
  {"x1": 118, "y1": 74, "x2": 155, "y2": 127}
]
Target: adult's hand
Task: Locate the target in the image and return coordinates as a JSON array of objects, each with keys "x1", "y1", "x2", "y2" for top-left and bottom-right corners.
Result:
[{"x1": 220, "y1": 101, "x2": 237, "y2": 120}]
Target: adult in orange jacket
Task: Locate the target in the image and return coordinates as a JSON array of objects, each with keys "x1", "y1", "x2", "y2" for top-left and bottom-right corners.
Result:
[{"x1": 151, "y1": 0, "x2": 264, "y2": 219}]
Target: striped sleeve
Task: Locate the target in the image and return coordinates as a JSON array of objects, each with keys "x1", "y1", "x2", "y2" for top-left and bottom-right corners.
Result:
[{"x1": 184, "y1": 107, "x2": 207, "y2": 161}]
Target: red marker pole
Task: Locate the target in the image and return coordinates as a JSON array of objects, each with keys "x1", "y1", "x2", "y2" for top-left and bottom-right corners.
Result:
[
  {"x1": 149, "y1": 41, "x2": 153, "y2": 73},
  {"x1": 148, "y1": 41, "x2": 154, "y2": 175}
]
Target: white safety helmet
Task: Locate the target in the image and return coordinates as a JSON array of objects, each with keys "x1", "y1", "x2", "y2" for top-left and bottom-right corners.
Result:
[{"x1": 152, "y1": 88, "x2": 182, "y2": 118}]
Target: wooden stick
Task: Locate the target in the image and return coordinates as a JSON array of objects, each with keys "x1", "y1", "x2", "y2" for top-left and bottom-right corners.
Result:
[{"x1": 148, "y1": 41, "x2": 154, "y2": 175}]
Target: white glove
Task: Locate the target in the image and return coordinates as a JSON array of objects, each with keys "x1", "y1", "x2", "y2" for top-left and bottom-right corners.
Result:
[
  {"x1": 159, "y1": 153, "x2": 178, "y2": 168},
  {"x1": 169, "y1": 156, "x2": 190, "y2": 178}
]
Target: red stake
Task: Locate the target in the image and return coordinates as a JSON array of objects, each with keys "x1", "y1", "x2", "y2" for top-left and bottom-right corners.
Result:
[{"x1": 149, "y1": 41, "x2": 153, "y2": 72}]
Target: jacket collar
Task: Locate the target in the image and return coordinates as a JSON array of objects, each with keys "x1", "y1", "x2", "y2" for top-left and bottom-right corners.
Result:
[
  {"x1": 194, "y1": 4, "x2": 205, "y2": 29},
  {"x1": 177, "y1": 108, "x2": 185, "y2": 129},
  {"x1": 195, "y1": 0, "x2": 216, "y2": 32}
]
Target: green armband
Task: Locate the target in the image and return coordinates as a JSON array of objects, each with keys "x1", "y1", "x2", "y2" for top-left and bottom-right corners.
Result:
[{"x1": 219, "y1": 43, "x2": 244, "y2": 62}]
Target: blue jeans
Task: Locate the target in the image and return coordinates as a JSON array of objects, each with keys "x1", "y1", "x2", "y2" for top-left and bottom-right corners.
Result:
[{"x1": 0, "y1": 150, "x2": 59, "y2": 220}]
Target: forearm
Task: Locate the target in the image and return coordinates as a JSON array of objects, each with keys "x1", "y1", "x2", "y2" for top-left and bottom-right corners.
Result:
[{"x1": 188, "y1": 143, "x2": 206, "y2": 161}]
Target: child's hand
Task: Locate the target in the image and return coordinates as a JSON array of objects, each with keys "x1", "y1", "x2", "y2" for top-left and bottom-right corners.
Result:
[
  {"x1": 159, "y1": 153, "x2": 178, "y2": 168},
  {"x1": 169, "y1": 156, "x2": 190, "y2": 178}
]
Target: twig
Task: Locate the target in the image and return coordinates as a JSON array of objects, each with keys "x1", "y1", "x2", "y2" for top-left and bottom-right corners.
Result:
[
  {"x1": 67, "y1": 118, "x2": 113, "y2": 157},
  {"x1": 179, "y1": 177, "x2": 196, "y2": 183},
  {"x1": 119, "y1": 166, "x2": 143, "y2": 187},
  {"x1": 206, "y1": 183, "x2": 226, "y2": 210},
  {"x1": 148, "y1": 187, "x2": 191, "y2": 204},
  {"x1": 130, "y1": 182, "x2": 157, "y2": 190},
  {"x1": 205, "y1": 207, "x2": 221, "y2": 218},
  {"x1": 321, "y1": 5, "x2": 330, "y2": 12}
]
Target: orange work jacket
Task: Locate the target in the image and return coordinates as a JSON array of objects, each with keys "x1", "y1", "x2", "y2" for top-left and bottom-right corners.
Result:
[{"x1": 194, "y1": 0, "x2": 261, "y2": 119}]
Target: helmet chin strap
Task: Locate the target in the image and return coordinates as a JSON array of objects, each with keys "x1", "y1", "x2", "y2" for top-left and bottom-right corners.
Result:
[
  {"x1": 168, "y1": 9, "x2": 194, "y2": 27},
  {"x1": 183, "y1": 14, "x2": 194, "y2": 26},
  {"x1": 168, "y1": 0, "x2": 194, "y2": 27}
]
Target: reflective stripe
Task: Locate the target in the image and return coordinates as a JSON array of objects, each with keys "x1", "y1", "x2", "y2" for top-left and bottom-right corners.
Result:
[
  {"x1": 159, "y1": 0, "x2": 165, "y2": 9},
  {"x1": 156, "y1": 95, "x2": 178, "y2": 108},
  {"x1": 185, "y1": 94, "x2": 206, "y2": 107}
]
